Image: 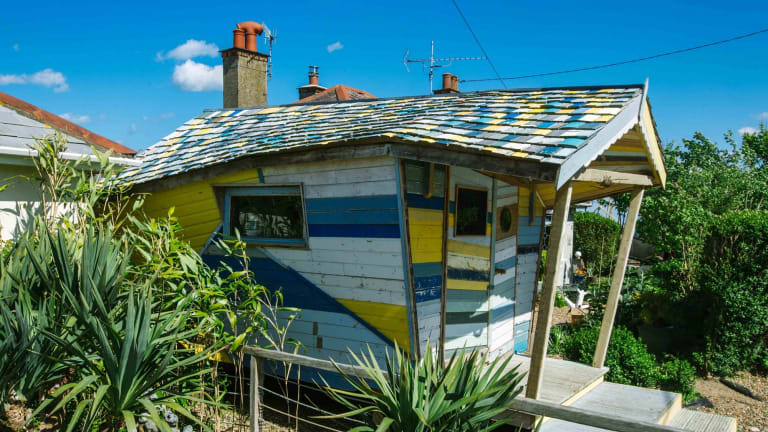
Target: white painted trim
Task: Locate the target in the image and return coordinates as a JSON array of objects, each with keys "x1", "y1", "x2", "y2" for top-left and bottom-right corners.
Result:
[{"x1": 0, "y1": 145, "x2": 140, "y2": 166}]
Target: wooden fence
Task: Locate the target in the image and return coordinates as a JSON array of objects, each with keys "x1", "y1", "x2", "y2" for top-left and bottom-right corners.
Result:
[{"x1": 242, "y1": 345, "x2": 690, "y2": 432}]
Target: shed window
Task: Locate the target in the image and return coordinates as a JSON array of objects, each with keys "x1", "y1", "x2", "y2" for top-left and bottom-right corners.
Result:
[
  {"x1": 455, "y1": 186, "x2": 488, "y2": 236},
  {"x1": 224, "y1": 186, "x2": 307, "y2": 246}
]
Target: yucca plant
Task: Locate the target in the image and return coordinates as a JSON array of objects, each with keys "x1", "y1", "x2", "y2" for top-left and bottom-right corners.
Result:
[{"x1": 322, "y1": 345, "x2": 525, "y2": 432}]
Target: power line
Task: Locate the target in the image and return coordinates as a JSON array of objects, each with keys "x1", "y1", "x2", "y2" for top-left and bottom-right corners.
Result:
[
  {"x1": 451, "y1": 0, "x2": 507, "y2": 88},
  {"x1": 461, "y1": 27, "x2": 768, "y2": 83}
]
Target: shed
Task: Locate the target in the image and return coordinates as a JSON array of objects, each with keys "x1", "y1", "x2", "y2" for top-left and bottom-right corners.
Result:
[{"x1": 125, "y1": 82, "x2": 664, "y2": 379}]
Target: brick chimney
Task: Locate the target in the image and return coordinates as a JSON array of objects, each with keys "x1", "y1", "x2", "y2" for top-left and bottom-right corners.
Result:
[
  {"x1": 433, "y1": 73, "x2": 460, "y2": 94},
  {"x1": 221, "y1": 21, "x2": 269, "y2": 108},
  {"x1": 297, "y1": 66, "x2": 326, "y2": 100}
]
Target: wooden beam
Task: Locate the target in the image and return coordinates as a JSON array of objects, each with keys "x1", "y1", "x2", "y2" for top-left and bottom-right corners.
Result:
[
  {"x1": 395, "y1": 158, "x2": 420, "y2": 358},
  {"x1": 526, "y1": 181, "x2": 573, "y2": 400},
  {"x1": 249, "y1": 355, "x2": 263, "y2": 432},
  {"x1": 593, "y1": 187, "x2": 644, "y2": 368},
  {"x1": 573, "y1": 168, "x2": 654, "y2": 187}
]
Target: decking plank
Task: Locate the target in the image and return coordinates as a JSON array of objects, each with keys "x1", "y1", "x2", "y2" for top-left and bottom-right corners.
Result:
[
  {"x1": 668, "y1": 409, "x2": 737, "y2": 432},
  {"x1": 502, "y1": 355, "x2": 607, "y2": 405}
]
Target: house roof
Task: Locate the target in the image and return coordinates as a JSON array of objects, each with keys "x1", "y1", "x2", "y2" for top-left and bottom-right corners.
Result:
[
  {"x1": 0, "y1": 91, "x2": 136, "y2": 157},
  {"x1": 124, "y1": 84, "x2": 664, "y2": 190},
  {"x1": 296, "y1": 85, "x2": 376, "y2": 103}
]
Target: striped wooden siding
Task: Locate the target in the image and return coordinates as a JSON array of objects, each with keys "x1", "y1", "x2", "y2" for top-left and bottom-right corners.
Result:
[
  {"x1": 489, "y1": 181, "x2": 518, "y2": 358},
  {"x1": 403, "y1": 161, "x2": 447, "y2": 355},
  {"x1": 513, "y1": 186, "x2": 545, "y2": 353},
  {"x1": 260, "y1": 157, "x2": 410, "y2": 352},
  {"x1": 445, "y1": 167, "x2": 493, "y2": 353},
  {"x1": 143, "y1": 169, "x2": 264, "y2": 250}
]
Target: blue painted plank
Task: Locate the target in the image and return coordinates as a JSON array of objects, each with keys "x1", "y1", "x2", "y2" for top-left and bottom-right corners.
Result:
[
  {"x1": 495, "y1": 256, "x2": 516, "y2": 270},
  {"x1": 517, "y1": 245, "x2": 540, "y2": 254},
  {"x1": 405, "y1": 193, "x2": 445, "y2": 210},
  {"x1": 305, "y1": 195, "x2": 398, "y2": 212},
  {"x1": 447, "y1": 268, "x2": 490, "y2": 282},
  {"x1": 414, "y1": 275, "x2": 441, "y2": 303},
  {"x1": 413, "y1": 262, "x2": 442, "y2": 278},
  {"x1": 308, "y1": 224, "x2": 400, "y2": 238}
]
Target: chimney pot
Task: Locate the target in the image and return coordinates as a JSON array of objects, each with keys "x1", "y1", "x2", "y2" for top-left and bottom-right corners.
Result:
[
  {"x1": 236, "y1": 21, "x2": 264, "y2": 52},
  {"x1": 308, "y1": 65, "x2": 319, "y2": 85},
  {"x1": 451, "y1": 75, "x2": 459, "y2": 91},
  {"x1": 232, "y1": 28, "x2": 245, "y2": 49},
  {"x1": 441, "y1": 73, "x2": 452, "y2": 91}
]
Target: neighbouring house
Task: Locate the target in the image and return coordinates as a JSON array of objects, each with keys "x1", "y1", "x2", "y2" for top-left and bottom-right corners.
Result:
[
  {"x1": 0, "y1": 91, "x2": 138, "y2": 240},
  {"x1": 124, "y1": 21, "x2": 734, "y2": 430},
  {"x1": 296, "y1": 65, "x2": 376, "y2": 103}
]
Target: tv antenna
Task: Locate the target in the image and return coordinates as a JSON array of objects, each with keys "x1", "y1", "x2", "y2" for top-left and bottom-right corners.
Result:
[
  {"x1": 263, "y1": 24, "x2": 276, "y2": 80},
  {"x1": 403, "y1": 41, "x2": 486, "y2": 92}
]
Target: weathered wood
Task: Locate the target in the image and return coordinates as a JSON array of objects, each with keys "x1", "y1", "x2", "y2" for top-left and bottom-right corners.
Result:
[
  {"x1": 526, "y1": 182, "x2": 573, "y2": 399},
  {"x1": 573, "y1": 168, "x2": 654, "y2": 186},
  {"x1": 396, "y1": 158, "x2": 420, "y2": 358},
  {"x1": 243, "y1": 346, "x2": 372, "y2": 378},
  {"x1": 511, "y1": 397, "x2": 690, "y2": 432},
  {"x1": 249, "y1": 356, "x2": 264, "y2": 432},
  {"x1": 593, "y1": 187, "x2": 644, "y2": 368},
  {"x1": 439, "y1": 166, "x2": 451, "y2": 364}
]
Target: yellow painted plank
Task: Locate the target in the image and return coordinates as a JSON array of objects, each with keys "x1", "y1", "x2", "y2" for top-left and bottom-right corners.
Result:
[
  {"x1": 407, "y1": 207, "x2": 443, "y2": 225},
  {"x1": 447, "y1": 240, "x2": 490, "y2": 258},
  {"x1": 337, "y1": 299, "x2": 410, "y2": 352},
  {"x1": 447, "y1": 279, "x2": 488, "y2": 291}
]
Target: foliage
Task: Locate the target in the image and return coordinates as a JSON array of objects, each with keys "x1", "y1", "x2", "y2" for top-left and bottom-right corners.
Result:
[
  {"x1": 0, "y1": 134, "x2": 287, "y2": 431},
  {"x1": 657, "y1": 357, "x2": 697, "y2": 402},
  {"x1": 573, "y1": 212, "x2": 621, "y2": 276},
  {"x1": 690, "y1": 211, "x2": 768, "y2": 375},
  {"x1": 561, "y1": 326, "x2": 658, "y2": 388},
  {"x1": 548, "y1": 325, "x2": 569, "y2": 356},
  {"x1": 322, "y1": 345, "x2": 525, "y2": 432},
  {"x1": 554, "y1": 291, "x2": 567, "y2": 308}
]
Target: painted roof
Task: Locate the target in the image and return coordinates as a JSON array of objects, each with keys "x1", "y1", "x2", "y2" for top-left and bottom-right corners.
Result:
[
  {"x1": 125, "y1": 84, "x2": 658, "y2": 186},
  {"x1": 0, "y1": 91, "x2": 136, "y2": 157},
  {"x1": 296, "y1": 85, "x2": 376, "y2": 103}
]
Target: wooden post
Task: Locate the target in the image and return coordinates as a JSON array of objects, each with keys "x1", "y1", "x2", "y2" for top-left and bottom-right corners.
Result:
[
  {"x1": 593, "y1": 187, "x2": 645, "y2": 369},
  {"x1": 526, "y1": 182, "x2": 572, "y2": 400},
  {"x1": 249, "y1": 355, "x2": 263, "y2": 432}
]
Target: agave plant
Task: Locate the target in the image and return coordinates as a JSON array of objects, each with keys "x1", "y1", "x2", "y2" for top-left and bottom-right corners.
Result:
[{"x1": 322, "y1": 345, "x2": 525, "y2": 432}]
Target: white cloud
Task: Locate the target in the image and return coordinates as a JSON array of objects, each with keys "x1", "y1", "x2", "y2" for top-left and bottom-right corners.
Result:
[
  {"x1": 172, "y1": 59, "x2": 222, "y2": 92},
  {"x1": 160, "y1": 112, "x2": 175, "y2": 119},
  {"x1": 59, "y1": 113, "x2": 90, "y2": 124},
  {"x1": 758, "y1": 112, "x2": 768, "y2": 120},
  {"x1": 327, "y1": 41, "x2": 344, "y2": 53},
  {"x1": 12, "y1": 43, "x2": 19, "y2": 52},
  {"x1": 129, "y1": 123, "x2": 137, "y2": 134},
  {"x1": 142, "y1": 115, "x2": 149, "y2": 121},
  {"x1": 739, "y1": 126, "x2": 758, "y2": 135},
  {"x1": 157, "y1": 39, "x2": 219, "y2": 61},
  {"x1": 0, "y1": 68, "x2": 69, "y2": 92}
]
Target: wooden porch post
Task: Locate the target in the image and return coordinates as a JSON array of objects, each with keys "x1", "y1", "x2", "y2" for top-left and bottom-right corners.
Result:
[
  {"x1": 526, "y1": 182, "x2": 572, "y2": 399},
  {"x1": 592, "y1": 187, "x2": 644, "y2": 369}
]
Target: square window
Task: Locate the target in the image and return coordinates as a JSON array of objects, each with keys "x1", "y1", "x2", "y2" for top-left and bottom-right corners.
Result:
[
  {"x1": 225, "y1": 186, "x2": 307, "y2": 246},
  {"x1": 455, "y1": 186, "x2": 488, "y2": 236}
]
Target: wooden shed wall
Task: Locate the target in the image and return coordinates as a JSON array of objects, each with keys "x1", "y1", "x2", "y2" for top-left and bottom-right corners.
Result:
[
  {"x1": 402, "y1": 161, "x2": 447, "y2": 356},
  {"x1": 445, "y1": 167, "x2": 493, "y2": 353},
  {"x1": 488, "y1": 181, "x2": 518, "y2": 358},
  {"x1": 514, "y1": 186, "x2": 545, "y2": 353},
  {"x1": 143, "y1": 156, "x2": 410, "y2": 354}
]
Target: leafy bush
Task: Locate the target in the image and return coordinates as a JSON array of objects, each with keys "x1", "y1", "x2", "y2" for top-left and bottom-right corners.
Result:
[
  {"x1": 548, "y1": 325, "x2": 569, "y2": 356},
  {"x1": 561, "y1": 326, "x2": 658, "y2": 388},
  {"x1": 554, "y1": 291, "x2": 568, "y2": 308},
  {"x1": 657, "y1": 357, "x2": 697, "y2": 402},
  {"x1": 323, "y1": 345, "x2": 525, "y2": 432},
  {"x1": 573, "y1": 212, "x2": 621, "y2": 276},
  {"x1": 691, "y1": 211, "x2": 768, "y2": 375}
]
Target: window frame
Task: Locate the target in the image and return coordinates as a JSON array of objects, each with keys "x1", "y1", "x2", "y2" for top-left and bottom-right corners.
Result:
[
  {"x1": 454, "y1": 184, "x2": 489, "y2": 237},
  {"x1": 223, "y1": 184, "x2": 309, "y2": 248}
]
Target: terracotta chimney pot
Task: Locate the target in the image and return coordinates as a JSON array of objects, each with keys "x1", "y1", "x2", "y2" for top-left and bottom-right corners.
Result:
[
  {"x1": 232, "y1": 28, "x2": 245, "y2": 49},
  {"x1": 442, "y1": 73, "x2": 452, "y2": 90},
  {"x1": 236, "y1": 21, "x2": 264, "y2": 52},
  {"x1": 451, "y1": 75, "x2": 459, "y2": 91}
]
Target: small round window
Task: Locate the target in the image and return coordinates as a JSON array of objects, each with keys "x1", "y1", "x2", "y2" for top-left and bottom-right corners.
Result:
[{"x1": 500, "y1": 207, "x2": 513, "y2": 233}]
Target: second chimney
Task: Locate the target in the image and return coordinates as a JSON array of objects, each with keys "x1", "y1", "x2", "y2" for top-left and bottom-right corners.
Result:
[
  {"x1": 297, "y1": 66, "x2": 326, "y2": 100},
  {"x1": 433, "y1": 73, "x2": 460, "y2": 94},
  {"x1": 221, "y1": 21, "x2": 270, "y2": 108}
]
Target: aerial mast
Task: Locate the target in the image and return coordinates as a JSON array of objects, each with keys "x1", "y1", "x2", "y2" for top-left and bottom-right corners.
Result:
[{"x1": 403, "y1": 41, "x2": 487, "y2": 92}]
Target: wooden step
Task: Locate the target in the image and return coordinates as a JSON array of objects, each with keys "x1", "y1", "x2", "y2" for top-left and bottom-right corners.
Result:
[
  {"x1": 539, "y1": 382, "x2": 682, "y2": 432},
  {"x1": 667, "y1": 409, "x2": 737, "y2": 432}
]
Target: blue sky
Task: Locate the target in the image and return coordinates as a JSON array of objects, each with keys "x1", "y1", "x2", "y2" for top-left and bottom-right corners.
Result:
[{"x1": 2, "y1": 0, "x2": 767, "y2": 151}]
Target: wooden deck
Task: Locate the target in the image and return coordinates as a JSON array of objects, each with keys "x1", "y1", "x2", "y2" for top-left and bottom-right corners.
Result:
[
  {"x1": 500, "y1": 354, "x2": 737, "y2": 432},
  {"x1": 502, "y1": 354, "x2": 607, "y2": 405}
]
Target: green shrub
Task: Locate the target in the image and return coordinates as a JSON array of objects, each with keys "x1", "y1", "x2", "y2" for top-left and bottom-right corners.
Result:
[
  {"x1": 573, "y1": 212, "x2": 621, "y2": 276},
  {"x1": 692, "y1": 210, "x2": 768, "y2": 375},
  {"x1": 555, "y1": 291, "x2": 567, "y2": 308},
  {"x1": 658, "y1": 357, "x2": 697, "y2": 402},
  {"x1": 548, "y1": 325, "x2": 569, "y2": 356},
  {"x1": 323, "y1": 344, "x2": 525, "y2": 432},
  {"x1": 562, "y1": 326, "x2": 658, "y2": 388}
]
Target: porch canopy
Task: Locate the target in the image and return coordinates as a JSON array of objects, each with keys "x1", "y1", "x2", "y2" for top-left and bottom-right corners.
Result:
[{"x1": 125, "y1": 81, "x2": 666, "y2": 401}]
